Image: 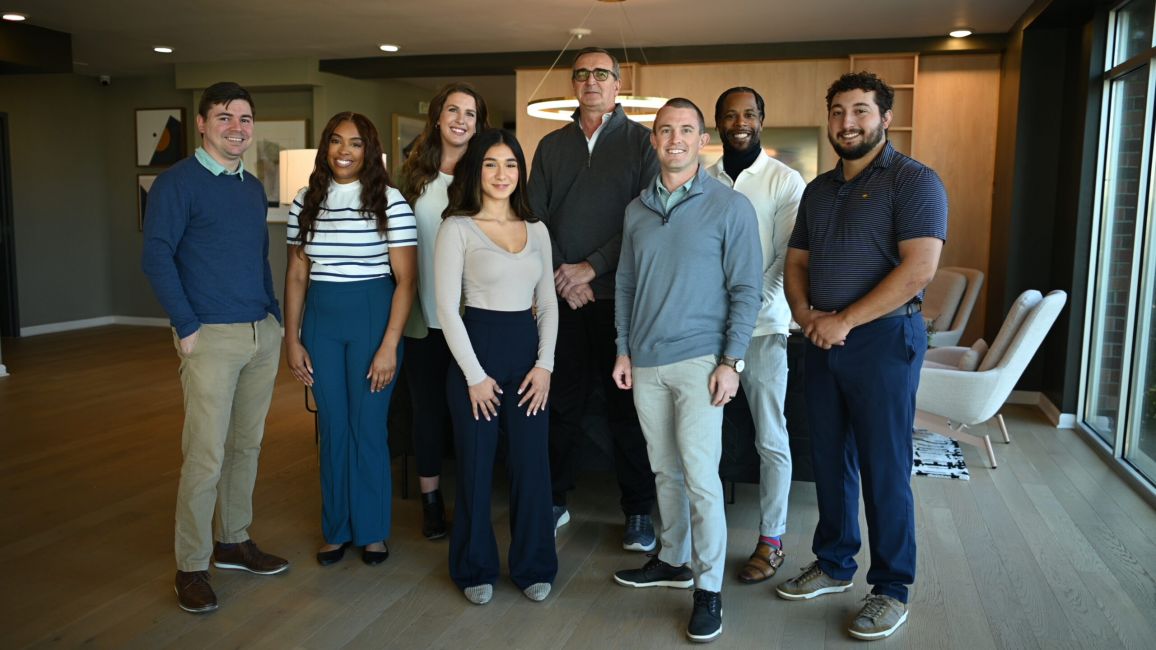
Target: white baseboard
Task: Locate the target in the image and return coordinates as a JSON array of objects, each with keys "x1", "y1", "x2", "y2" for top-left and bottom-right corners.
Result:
[
  {"x1": 20, "y1": 315, "x2": 168, "y2": 336},
  {"x1": 1006, "y1": 390, "x2": 1075, "y2": 428}
]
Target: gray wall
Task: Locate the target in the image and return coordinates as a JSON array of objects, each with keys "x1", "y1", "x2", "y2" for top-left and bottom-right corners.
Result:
[{"x1": 2, "y1": 74, "x2": 117, "y2": 326}]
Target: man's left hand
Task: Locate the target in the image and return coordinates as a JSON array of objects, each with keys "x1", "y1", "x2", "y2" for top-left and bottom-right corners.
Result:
[
  {"x1": 709, "y1": 364, "x2": 740, "y2": 407},
  {"x1": 555, "y1": 262, "x2": 596, "y2": 295},
  {"x1": 562, "y1": 283, "x2": 595, "y2": 310},
  {"x1": 804, "y1": 311, "x2": 851, "y2": 349}
]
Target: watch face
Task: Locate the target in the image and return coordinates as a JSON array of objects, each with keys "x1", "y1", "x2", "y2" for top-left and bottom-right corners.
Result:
[{"x1": 735, "y1": 359, "x2": 745, "y2": 373}]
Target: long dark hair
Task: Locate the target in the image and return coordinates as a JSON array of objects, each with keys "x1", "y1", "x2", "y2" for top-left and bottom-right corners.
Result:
[
  {"x1": 399, "y1": 82, "x2": 490, "y2": 206},
  {"x1": 296, "y1": 112, "x2": 392, "y2": 241},
  {"x1": 443, "y1": 129, "x2": 536, "y2": 222}
]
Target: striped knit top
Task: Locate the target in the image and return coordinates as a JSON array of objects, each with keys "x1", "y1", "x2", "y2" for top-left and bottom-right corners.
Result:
[{"x1": 287, "y1": 180, "x2": 417, "y2": 282}]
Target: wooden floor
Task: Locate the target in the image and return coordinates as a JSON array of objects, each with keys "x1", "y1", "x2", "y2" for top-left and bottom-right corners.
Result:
[{"x1": 1, "y1": 326, "x2": 1154, "y2": 649}]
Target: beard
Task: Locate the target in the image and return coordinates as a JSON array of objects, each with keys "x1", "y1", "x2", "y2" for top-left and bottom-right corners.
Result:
[
  {"x1": 828, "y1": 123, "x2": 886, "y2": 160},
  {"x1": 722, "y1": 128, "x2": 760, "y2": 153}
]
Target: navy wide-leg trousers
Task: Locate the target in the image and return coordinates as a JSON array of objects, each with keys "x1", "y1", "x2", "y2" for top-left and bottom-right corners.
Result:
[{"x1": 447, "y1": 308, "x2": 557, "y2": 591}]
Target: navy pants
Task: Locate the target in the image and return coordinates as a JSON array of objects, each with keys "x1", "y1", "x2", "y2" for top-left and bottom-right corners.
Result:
[
  {"x1": 403, "y1": 328, "x2": 453, "y2": 478},
  {"x1": 804, "y1": 312, "x2": 924, "y2": 603},
  {"x1": 448, "y1": 308, "x2": 558, "y2": 591},
  {"x1": 302, "y1": 277, "x2": 399, "y2": 546}
]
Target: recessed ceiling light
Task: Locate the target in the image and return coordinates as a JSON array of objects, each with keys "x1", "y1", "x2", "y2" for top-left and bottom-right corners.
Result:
[
  {"x1": 2, "y1": 12, "x2": 28, "y2": 21},
  {"x1": 379, "y1": 44, "x2": 400, "y2": 53},
  {"x1": 949, "y1": 29, "x2": 973, "y2": 38},
  {"x1": 153, "y1": 46, "x2": 173, "y2": 54}
]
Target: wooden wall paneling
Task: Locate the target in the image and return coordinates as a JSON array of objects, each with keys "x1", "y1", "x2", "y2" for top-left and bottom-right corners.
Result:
[{"x1": 914, "y1": 53, "x2": 1002, "y2": 346}]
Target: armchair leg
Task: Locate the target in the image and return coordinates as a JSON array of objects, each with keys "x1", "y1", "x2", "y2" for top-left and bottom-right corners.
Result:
[
  {"x1": 997, "y1": 413, "x2": 1010, "y2": 444},
  {"x1": 915, "y1": 411, "x2": 998, "y2": 468}
]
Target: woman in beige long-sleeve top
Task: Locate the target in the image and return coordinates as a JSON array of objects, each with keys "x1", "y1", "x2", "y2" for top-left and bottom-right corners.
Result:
[{"x1": 434, "y1": 129, "x2": 558, "y2": 606}]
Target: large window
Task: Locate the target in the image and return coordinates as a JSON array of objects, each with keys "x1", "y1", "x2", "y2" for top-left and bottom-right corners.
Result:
[{"x1": 1084, "y1": 0, "x2": 1156, "y2": 482}]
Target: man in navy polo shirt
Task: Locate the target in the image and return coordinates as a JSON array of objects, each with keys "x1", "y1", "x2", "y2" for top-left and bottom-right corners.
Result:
[{"x1": 776, "y1": 72, "x2": 947, "y2": 641}]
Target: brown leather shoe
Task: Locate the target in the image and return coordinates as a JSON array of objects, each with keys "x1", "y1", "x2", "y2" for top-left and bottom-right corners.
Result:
[
  {"x1": 175, "y1": 570, "x2": 218, "y2": 613},
  {"x1": 212, "y1": 540, "x2": 289, "y2": 575},
  {"x1": 737, "y1": 542, "x2": 785, "y2": 584}
]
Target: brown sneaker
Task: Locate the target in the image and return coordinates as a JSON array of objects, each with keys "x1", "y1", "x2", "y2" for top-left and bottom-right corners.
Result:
[
  {"x1": 737, "y1": 542, "x2": 785, "y2": 584},
  {"x1": 848, "y1": 594, "x2": 908, "y2": 640},
  {"x1": 775, "y1": 561, "x2": 853, "y2": 600},
  {"x1": 212, "y1": 540, "x2": 289, "y2": 575},
  {"x1": 174, "y1": 570, "x2": 218, "y2": 613}
]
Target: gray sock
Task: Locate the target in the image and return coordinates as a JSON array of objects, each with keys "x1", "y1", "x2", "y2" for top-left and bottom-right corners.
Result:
[
  {"x1": 523, "y1": 582, "x2": 551, "y2": 602},
  {"x1": 464, "y1": 584, "x2": 492, "y2": 605}
]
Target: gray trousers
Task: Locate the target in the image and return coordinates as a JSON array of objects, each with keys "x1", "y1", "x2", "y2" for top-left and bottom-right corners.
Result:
[
  {"x1": 632, "y1": 355, "x2": 726, "y2": 592},
  {"x1": 739, "y1": 333, "x2": 792, "y2": 538}
]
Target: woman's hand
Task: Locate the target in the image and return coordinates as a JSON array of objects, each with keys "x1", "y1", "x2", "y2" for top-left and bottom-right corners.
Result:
[
  {"x1": 367, "y1": 345, "x2": 398, "y2": 392},
  {"x1": 517, "y1": 367, "x2": 551, "y2": 416},
  {"x1": 468, "y1": 376, "x2": 503, "y2": 421},
  {"x1": 286, "y1": 340, "x2": 314, "y2": 386}
]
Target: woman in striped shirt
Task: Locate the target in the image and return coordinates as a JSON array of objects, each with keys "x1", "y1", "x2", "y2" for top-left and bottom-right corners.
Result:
[{"x1": 284, "y1": 112, "x2": 418, "y2": 567}]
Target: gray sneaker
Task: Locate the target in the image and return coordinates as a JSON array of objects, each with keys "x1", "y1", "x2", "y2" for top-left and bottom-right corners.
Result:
[
  {"x1": 622, "y1": 514, "x2": 657, "y2": 552},
  {"x1": 775, "y1": 561, "x2": 853, "y2": 600},
  {"x1": 848, "y1": 594, "x2": 908, "y2": 640}
]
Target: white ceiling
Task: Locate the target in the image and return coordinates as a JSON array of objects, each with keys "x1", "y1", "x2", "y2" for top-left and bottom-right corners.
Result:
[{"x1": 8, "y1": 0, "x2": 1032, "y2": 77}]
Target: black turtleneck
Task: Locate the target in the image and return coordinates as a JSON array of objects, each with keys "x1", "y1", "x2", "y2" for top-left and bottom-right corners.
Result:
[{"x1": 721, "y1": 139, "x2": 761, "y2": 182}]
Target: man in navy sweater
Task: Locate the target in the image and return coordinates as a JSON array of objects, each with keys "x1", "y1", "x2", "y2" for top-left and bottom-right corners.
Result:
[{"x1": 142, "y1": 81, "x2": 288, "y2": 614}]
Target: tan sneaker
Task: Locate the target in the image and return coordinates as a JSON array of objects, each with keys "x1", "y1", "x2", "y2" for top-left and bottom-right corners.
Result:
[
  {"x1": 848, "y1": 594, "x2": 908, "y2": 641},
  {"x1": 775, "y1": 561, "x2": 853, "y2": 600}
]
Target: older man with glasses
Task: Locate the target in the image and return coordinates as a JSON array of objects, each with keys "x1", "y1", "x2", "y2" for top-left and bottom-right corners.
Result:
[{"x1": 527, "y1": 46, "x2": 659, "y2": 552}]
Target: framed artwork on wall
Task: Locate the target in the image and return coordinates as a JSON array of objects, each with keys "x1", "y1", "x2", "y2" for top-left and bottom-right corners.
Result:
[
  {"x1": 135, "y1": 108, "x2": 186, "y2": 167},
  {"x1": 242, "y1": 120, "x2": 309, "y2": 207},
  {"x1": 137, "y1": 174, "x2": 157, "y2": 231}
]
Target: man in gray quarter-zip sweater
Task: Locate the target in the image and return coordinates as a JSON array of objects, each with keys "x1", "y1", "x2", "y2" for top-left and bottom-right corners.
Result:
[
  {"x1": 612, "y1": 98, "x2": 761, "y2": 644},
  {"x1": 528, "y1": 46, "x2": 660, "y2": 552}
]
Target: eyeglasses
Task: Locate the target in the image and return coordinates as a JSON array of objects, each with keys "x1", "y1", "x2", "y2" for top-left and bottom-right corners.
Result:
[{"x1": 572, "y1": 68, "x2": 616, "y2": 82}]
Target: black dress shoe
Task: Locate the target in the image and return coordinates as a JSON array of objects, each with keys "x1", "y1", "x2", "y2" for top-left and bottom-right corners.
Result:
[
  {"x1": 316, "y1": 542, "x2": 350, "y2": 566},
  {"x1": 362, "y1": 543, "x2": 390, "y2": 566}
]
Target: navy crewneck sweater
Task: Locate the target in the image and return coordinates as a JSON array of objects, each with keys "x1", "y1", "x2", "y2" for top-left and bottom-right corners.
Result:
[{"x1": 142, "y1": 156, "x2": 281, "y2": 337}]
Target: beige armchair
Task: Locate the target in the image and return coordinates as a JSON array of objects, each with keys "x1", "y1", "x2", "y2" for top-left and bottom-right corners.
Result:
[
  {"x1": 923, "y1": 266, "x2": 985, "y2": 347},
  {"x1": 915, "y1": 289, "x2": 1067, "y2": 468}
]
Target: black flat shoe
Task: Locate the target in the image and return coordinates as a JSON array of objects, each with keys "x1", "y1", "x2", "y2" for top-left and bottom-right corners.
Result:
[
  {"x1": 316, "y1": 542, "x2": 350, "y2": 566},
  {"x1": 362, "y1": 543, "x2": 390, "y2": 566}
]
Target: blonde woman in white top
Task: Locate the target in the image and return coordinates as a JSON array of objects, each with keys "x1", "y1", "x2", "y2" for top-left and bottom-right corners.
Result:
[
  {"x1": 399, "y1": 83, "x2": 490, "y2": 540},
  {"x1": 435, "y1": 129, "x2": 558, "y2": 605}
]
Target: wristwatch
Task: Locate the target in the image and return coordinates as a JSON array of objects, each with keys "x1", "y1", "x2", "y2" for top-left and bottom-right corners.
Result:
[{"x1": 720, "y1": 355, "x2": 745, "y2": 373}]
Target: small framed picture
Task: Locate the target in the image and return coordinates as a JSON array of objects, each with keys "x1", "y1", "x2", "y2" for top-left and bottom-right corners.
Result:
[
  {"x1": 136, "y1": 108, "x2": 186, "y2": 167},
  {"x1": 137, "y1": 174, "x2": 158, "y2": 231}
]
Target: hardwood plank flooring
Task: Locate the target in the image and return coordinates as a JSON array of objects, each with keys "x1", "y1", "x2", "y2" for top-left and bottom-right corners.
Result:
[{"x1": 1, "y1": 326, "x2": 1154, "y2": 649}]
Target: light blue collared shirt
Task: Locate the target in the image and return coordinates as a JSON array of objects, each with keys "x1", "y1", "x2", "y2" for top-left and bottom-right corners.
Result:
[
  {"x1": 194, "y1": 147, "x2": 247, "y2": 179},
  {"x1": 654, "y1": 173, "x2": 696, "y2": 215}
]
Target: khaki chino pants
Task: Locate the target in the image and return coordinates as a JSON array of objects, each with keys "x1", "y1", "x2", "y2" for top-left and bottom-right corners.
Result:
[{"x1": 173, "y1": 314, "x2": 281, "y2": 571}]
